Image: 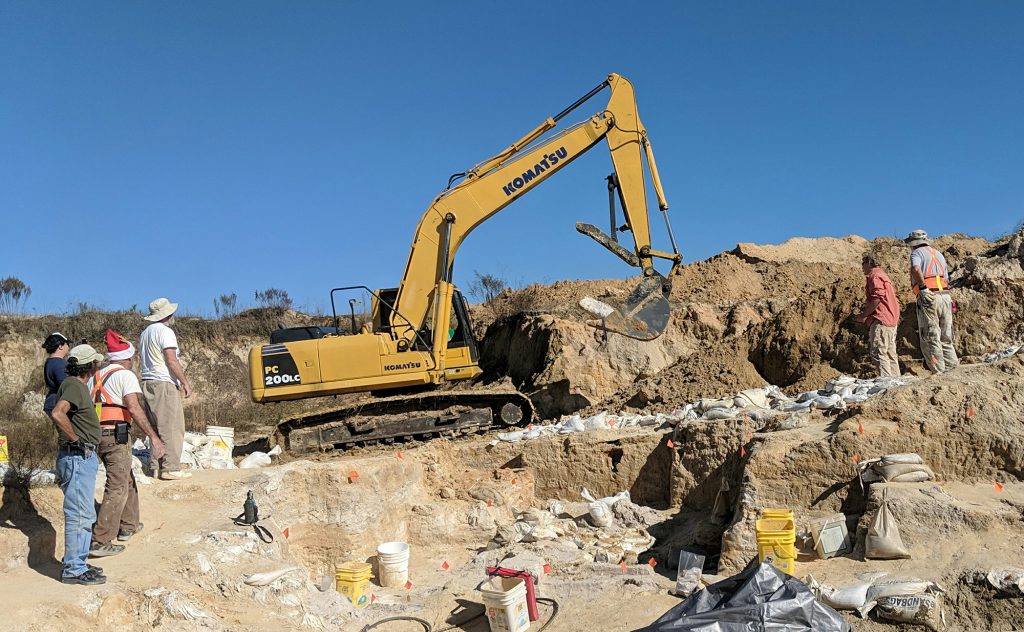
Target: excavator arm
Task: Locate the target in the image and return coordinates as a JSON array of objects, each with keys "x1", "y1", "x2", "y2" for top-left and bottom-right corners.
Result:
[{"x1": 391, "y1": 73, "x2": 681, "y2": 344}]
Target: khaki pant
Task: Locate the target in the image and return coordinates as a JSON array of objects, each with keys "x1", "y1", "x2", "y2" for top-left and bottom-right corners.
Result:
[
  {"x1": 92, "y1": 434, "x2": 139, "y2": 545},
  {"x1": 916, "y1": 291, "x2": 959, "y2": 372},
  {"x1": 142, "y1": 380, "x2": 185, "y2": 474},
  {"x1": 869, "y1": 322, "x2": 900, "y2": 377}
]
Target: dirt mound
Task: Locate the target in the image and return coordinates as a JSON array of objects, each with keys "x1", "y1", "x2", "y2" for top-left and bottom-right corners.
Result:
[
  {"x1": 734, "y1": 235, "x2": 870, "y2": 265},
  {"x1": 482, "y1": 231, "x2": 1021, "y2": 419}
]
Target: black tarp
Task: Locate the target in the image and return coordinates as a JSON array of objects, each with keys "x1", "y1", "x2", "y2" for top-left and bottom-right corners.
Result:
[{"x1": 638, "y1": 562, "x2": 852, "y2": 632}]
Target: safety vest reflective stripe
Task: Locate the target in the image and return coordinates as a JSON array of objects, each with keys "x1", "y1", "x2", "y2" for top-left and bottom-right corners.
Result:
[
  {"x1": 91, "y1": 366, "x2": 132, "y2": 423},
  {"x1": 912, "y1": 247, "x2": 948, "y2": 296}
]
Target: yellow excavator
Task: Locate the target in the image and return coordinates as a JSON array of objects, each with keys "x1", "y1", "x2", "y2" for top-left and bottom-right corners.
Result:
[{"x1": 249, "y1": 72, "x2": 682, "y2": 452}]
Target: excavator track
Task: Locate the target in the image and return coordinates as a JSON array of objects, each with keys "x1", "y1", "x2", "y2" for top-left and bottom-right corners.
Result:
[{"x1": 274, "y1": 389, "x2": 535, "y2": 453}]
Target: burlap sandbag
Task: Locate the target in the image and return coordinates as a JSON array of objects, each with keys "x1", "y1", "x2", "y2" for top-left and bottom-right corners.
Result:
[{"x1": 865, "y1": 495, "x2": 911, "y2": 560}]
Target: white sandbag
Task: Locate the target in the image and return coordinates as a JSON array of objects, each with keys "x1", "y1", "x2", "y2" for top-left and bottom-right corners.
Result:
[
  {"x1": 781, "y1": 401, "x2": 813, "y2": 412},
  {"x1": 698, "y1": 397, "x2": 734, "y2": 412},
  {"x1": 813, "y1": 394, "x2": 843, "y2": 409},
  {"x1": 878, "y1": 462, "x2": 933, "y2": 482},
  {"x1": 867, "y1": 578, "x2": 943, "y2": 602},
  {"x1": 842, "y1": 393, "x2": 869, "y2": 403},
  {"x1": 875, "y1": 593, "x2": 943, "y2": 631},
  {"x1": 816, "y1": 581, "x2": 872, "y2": 610},
  {"x1": 889, "y1": 471, "x2": 933, "y2": 483},
  {"x1": 733, "y1": 388, "x2": 769, "y2": 409},
  {"x1": 986, "y1": 568, "x2": 1024, "y2": 595},
  {"x1": 238, "y1": 452, "x2": 272, "y2": 469},
  {"x1": 498, "y1": 431, "x2": 524, "y2": 442},
  {"x1": 865, "y1": 497, "x2": 911, "y2": 560},
  {"x1": 880, "y1": 453, "x2": 925, "y2": 465},
  {"x1": 703, "y1": 408, "x2": 738, "y2": 420}
]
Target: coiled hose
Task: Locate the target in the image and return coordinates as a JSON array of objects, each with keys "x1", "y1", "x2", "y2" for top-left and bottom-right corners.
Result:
[{"x1": 360, "y1": 596, "x2": 560, "y2": 632}]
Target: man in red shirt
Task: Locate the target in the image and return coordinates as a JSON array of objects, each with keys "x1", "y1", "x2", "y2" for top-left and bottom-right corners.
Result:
[{"x1": 856, "y1": 254, "x2": 901, "y2": 377}]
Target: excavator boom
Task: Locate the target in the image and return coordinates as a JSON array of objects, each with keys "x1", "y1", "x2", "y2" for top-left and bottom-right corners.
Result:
[{"x1": 390, "y1": 73, "x2": 680, "y2": 344}]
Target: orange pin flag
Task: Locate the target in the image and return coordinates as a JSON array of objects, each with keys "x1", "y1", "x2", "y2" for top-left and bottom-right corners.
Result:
[
  {"x1": 543, "y1": 564, "x2": 551, "y2": 575},
  {"x1": 858, "y1": 420, "x2": 864, "y2": 434},
  {"x1": 511, "y1": 478, "x2": 517, "y2": 485},
  {"x1": 370, "y1": 594, "x2": 377, "y2": 604},
  {"x1": 967, "y1": 407, "x2": 975, "y2": 418},
  {"x1": 995, "y1": 481, "x2": 1004, "y2": 493},
  {"x1": 527, "y1": 424, "x2": 533, "y2": 431},
  {"x1": 404, "y1": 580, "x2": 412, "y2": 590},
  {"x1": 740, "y1": 445, "x2": 747, "y2": 458},
  {"x1": 283, "y1": 527, "x2": 290, "y2": 539},
  {"x1": 441, "y1": 561, "x2": 450, "y2": 571},
  {"x1": 648, "y1": 558, "x2": 657, "y2": 568},
  {"x1": 395, "y1": 450, "x2": 403, "y2": 460},
  {"x1": 667, "y1": 439, "x2": 675, "y2": 449},
  {"x1": 486, "y1": 499, "x2": 493, "y2": 507},
  {"x1": 852, "y1": 453, "x2": 861, "y2": 464},
  {"x1": 348, "y1": 470, "x2": 360, "y2": 483},
  {"x1": 620, "y1": 560, "x2": 628, "y2": 573}
]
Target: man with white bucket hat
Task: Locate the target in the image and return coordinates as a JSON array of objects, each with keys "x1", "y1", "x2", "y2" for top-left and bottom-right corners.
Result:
[{"x1": 139, "y1": 297, "x2": 193, "y2": 480}]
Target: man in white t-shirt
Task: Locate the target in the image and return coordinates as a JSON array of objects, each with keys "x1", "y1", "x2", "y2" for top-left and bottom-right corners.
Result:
[
  {"x1": 88, "y1": 329, "x2": 166, "y2": 557},
  {"x1": 138, "y1": 297, "x2": 194, "y2": 480}
]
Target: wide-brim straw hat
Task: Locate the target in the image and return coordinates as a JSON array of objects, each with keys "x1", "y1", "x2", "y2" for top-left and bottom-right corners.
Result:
[{"x1": 144, "y1": 297, "x2": 179, "y2": 322}]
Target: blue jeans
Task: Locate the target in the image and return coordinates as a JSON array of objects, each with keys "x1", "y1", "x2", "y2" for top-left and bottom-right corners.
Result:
[{"x1": 55, "y1": 448, "x2": 99, "y2": 578}]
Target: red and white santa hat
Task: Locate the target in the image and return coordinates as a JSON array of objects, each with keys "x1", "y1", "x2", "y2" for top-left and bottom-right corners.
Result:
[{"x1": 105, "y1": 328, "x2": 135, "y2": 361}]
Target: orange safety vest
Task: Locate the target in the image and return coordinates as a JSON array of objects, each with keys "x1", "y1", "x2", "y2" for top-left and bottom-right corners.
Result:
[
  {"x1": 91, "y1": 365, "x2": 132, "y2": 425},
  {"x1": 911, "y1": 246, "x2": 947, "y2": 296}
]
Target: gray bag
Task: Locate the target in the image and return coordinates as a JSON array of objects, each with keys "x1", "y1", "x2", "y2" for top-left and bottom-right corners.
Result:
[{"x1": 639, "y1": 562, "x2": 851, "y2": 631}]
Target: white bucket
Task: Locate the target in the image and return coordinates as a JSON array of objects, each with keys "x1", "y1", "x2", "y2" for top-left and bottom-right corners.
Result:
[
  {"x1": 481, "y1": 576, "x2": 530, "y2": 632},
  {"x1": 376, "y1": 541, "x2": 410, "y2": 588},
  {"x1": 206, "y1": 425, "x2": 235, "y2": 469}
]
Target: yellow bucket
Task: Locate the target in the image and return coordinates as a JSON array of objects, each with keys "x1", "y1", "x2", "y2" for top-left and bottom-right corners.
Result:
[
  {"x1": 336, "y1": 561, "x2": 373, "y2": 608},
  {"x1": 0, "y1": 435, "x2": 8, "y2": 463},
  {"x1": 756, "y1": 518, "x2": 796, "y2": 575},
  {"x1": 761, "y1": 508, "x2": 794, "y2": 521}
]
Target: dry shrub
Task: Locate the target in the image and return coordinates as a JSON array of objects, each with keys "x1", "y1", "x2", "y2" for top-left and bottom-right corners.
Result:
[{"x1": 0, "y1": 392, "x2": 56, "y2": 479}]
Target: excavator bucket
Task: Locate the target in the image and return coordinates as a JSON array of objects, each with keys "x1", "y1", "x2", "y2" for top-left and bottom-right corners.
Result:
[{"x1": 580, "y1": 274, "x2": 671, "y2": 341}]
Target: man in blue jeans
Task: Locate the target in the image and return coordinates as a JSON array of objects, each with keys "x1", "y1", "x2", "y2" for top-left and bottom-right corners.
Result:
[{"x1": 50, "y1": 344, "x2": 106, "y2": 585}]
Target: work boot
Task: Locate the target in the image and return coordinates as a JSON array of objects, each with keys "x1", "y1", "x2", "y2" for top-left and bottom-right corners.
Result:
[
  {"x1": 89, "y1": 542, "x2": 125, "y2": 557},
  {"x1": 160, "y1": 470, "x2": 192, "y2": 480},
  {"x1": 117, "y1": 523, "x2": 143, "y2": 542},
  {"x1": 62, "y1": 568, "x2": 107, "y2": 585}
]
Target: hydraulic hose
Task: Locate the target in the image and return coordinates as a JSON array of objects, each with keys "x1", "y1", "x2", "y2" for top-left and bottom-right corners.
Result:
[
  {"x1": 360, "y1": 616, "x2": 432, "y2": 632},
  {"x1": 361, "y1": 597, "x2": 561, "y2": 632}
]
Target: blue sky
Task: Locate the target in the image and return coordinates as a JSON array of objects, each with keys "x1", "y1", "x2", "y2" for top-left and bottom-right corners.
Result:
[{"x1": 2, "y1": 1, "x2": 1022, "y2": 315}]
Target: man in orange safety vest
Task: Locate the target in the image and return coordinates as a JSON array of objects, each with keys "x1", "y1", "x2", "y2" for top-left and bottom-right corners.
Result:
[
  {"x1": 87, "y1": 329, "x2": 166, "y2": 558},
  {"x1": 905, "y1": 230, "x2": 958, "y2": 372}
]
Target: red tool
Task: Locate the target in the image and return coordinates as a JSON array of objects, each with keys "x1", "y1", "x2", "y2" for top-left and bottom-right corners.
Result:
[{"x1": 486, "y1": 566, "x2": 539, "y2": 621}]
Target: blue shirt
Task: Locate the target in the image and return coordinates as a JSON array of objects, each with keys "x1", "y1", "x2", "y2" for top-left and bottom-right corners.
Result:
[{"x1": 43, "y1": 357, "x2": 68, "y2": 413}]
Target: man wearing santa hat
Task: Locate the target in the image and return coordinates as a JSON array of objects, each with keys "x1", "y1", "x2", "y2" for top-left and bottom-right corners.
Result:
[{"x1": 87, "y1": 329, "x2": 166, "y2": 558}]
